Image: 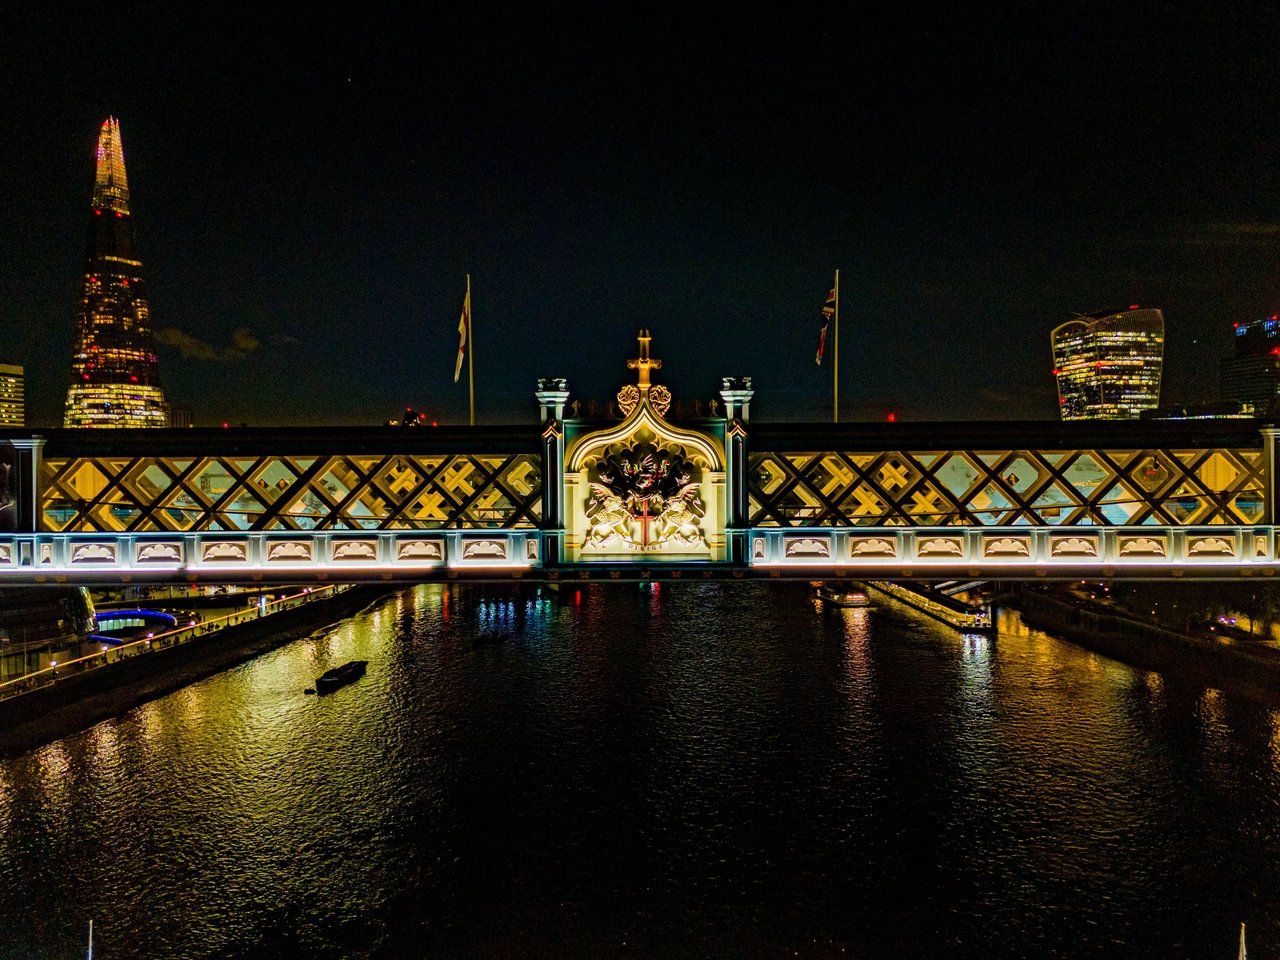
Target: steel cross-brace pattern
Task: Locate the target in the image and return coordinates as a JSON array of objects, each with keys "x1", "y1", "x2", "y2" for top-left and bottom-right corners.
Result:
[
  {"x1": 747, "y1": 447, "x2": 1267, "y2": 527},
  {"x1": 40, "y1": 453, "x2": 542, "y2": 532}
]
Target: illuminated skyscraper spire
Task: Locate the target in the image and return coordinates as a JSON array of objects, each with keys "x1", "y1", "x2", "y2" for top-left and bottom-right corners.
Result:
[
  {"x1": 93, "y1": 117, "x2": 130, "y2": 214},
  {"x1": 64, "y1": 118, "x2": 169, "y2": 428}
]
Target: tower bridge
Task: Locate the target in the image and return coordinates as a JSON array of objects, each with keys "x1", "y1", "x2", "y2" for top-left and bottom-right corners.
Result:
[{"x1": 1, "y1": 335, "x2": 1277, "y2": 585}]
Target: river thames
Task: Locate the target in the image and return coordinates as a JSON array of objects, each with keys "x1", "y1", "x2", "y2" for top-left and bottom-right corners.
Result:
[{"x1": 1, "y1": 583, "x2": 1278, "y2": 958}]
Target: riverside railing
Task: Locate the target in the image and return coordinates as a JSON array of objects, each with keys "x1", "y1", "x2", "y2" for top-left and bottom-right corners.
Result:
[{"x1": 0, "y1": 584, "x2": 350, "y2": 703}]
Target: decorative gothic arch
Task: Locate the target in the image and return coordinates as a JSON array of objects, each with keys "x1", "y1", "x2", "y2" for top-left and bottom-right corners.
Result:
[
  {"x1": 561, "y1": 332, "x2": 727, "y2": 561},
  {"x1": 566, "y1": 403, "x2": 724, "y2": 475}
]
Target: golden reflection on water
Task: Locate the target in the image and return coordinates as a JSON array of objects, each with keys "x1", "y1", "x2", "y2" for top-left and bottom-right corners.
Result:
[
  {"x1": 953, "y1": 606, "x2": 1176, "y2": 844},
  {"x1": 190, "y1": 608, "x2": 396, "y2": 853},
  {"x1": 1200, "y1": 686, "x2": 1226, "y2": 727},
  {"x1": 834, "y1": 606, "x2": 879, "y2": 749},
  {"x1": 837, "y1": 607, "x2": 876, "y2": 693},
  {"x1": 958, "y1": 632, "x2": 994, "y2": 710},
  {"x1": 136, "y1": 700, "x2": 163, "y2": 748},
  {"x1": 34, "y1": 739, "x2": 70, "y2": 812},
  {"x1": 170, "y1": 678, "x2": 208, "y2": 725},
  {"x1": 1270, "y1": 713, "x2": 1280, "y2": 776},
  {"x1": 838, "y1": 607, "x2": 872, "y2": 662},
  {"x1": 1143, "y1": 671, "x2": 1164, "y2": 697},
  {"x1": 0, "y1": 761, "x2": 10, "y2": 837},
  {"x1": 415, "y1": 583, "x2": 442, "y2": 615},
  {"x1": 87, "y1": 720, "x2": 120, "y2": 786}
]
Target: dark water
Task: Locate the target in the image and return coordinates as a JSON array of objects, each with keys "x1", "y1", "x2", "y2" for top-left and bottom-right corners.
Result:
[{"x1": 2, "y1": 583, "x2": 1279, "y2": 959}]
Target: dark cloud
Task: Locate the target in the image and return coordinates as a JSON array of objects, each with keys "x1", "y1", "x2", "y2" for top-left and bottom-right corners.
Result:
[
  {"x1": 156, "y1": 326, "x2": 265, "y2": 362},
  {"x1": 230, "y1": 328, "x2": 261, "y2": 353}
]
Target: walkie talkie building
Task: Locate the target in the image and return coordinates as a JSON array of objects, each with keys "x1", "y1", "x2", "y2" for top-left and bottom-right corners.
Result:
[{"x1": 1051, "y1": 308, "x2": 1164, "y2": 420}]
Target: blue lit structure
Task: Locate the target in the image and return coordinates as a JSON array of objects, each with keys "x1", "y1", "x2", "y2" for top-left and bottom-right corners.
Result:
[{"x1": 1222, "y1": 314, "x2": 1280, "y2": 416}]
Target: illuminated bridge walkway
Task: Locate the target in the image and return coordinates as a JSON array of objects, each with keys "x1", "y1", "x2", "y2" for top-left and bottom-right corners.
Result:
[{"x1": 1, "y1": 361, "x2": 1278, "y2": 584}]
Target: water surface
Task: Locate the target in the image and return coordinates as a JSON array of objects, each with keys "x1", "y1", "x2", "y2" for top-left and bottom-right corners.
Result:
[{"x1": 1, "y1": 583, "x2": 1277, "y2": 958}]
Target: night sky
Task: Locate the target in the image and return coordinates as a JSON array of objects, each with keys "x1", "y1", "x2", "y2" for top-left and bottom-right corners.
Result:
[{"x1": 3, "y1": 6, "x2": 1279, "y2": 427}]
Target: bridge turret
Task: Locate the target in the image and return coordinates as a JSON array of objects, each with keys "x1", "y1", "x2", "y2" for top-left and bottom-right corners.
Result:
[
  {"x1": 720, "y1": 377, "x2": 754, "y2": 562},
  {"x1": 536, "y1": 378, "x2": 570, "y2": 421},
  {"x1": 720, "y1": 377, "x2": 754, "y2": 423},
  {"x1": 536, "y1": 378, "x2": 570, "y2": 565}
]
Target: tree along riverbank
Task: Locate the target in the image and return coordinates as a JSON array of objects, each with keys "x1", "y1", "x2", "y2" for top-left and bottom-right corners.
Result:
[{"x1": 0, "y1": 584, "x2": 396, "y2": 758}]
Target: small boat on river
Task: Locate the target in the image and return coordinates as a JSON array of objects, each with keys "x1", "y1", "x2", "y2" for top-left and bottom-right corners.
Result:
[
  {"x1": 816, "y1": 584, "x2": 872, "y2": 608},
  {"x1": 314, "y1": 660, "x2": 367, "y2": 695}
]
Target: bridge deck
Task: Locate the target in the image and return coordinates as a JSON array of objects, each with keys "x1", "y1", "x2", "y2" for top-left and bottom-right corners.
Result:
[
  {"x1": 0, "y1": 526, "x2": 1275, "y2": 583},
  {"x1": 1, "y1": 419, "x2": 1276, "y2": 583}
]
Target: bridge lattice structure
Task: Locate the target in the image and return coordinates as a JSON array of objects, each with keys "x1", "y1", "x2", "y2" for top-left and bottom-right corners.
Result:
[{"x1": 1, "y1": 415, "x2": 1276, "y2": 584}]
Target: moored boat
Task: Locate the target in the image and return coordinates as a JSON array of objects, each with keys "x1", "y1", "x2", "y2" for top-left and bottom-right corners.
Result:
[
  {"x1": 314, "y1": 660, "x2": 367, "y2": 695},
  {"x1": 816, "y1": 584, "x2": 872, "y2": 608}
]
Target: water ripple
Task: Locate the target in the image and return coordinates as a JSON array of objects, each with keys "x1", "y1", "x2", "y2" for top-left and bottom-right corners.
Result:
[{"x1": 0, "y1": 583, "x2": 1277, "y2": 958}]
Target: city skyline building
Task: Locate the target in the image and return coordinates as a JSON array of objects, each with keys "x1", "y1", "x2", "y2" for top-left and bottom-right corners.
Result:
[
  {"x1": 0, "y1": 364, "x2": 24, "y2": 427},
  {"x1": 1220, "y1": 314, "x2": 1280, "y2": 417},
  {"x1": 63, "y1": 118, "x2": 169, "y2": 428},
  {"x1": 1051, "y1": 307, "x2": 1164, "y2": 420}
]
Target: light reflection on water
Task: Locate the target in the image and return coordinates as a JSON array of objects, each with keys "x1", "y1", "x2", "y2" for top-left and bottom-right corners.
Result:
[{"x1": 0, "y1": 582, "x2": 1278, "y2": 959}]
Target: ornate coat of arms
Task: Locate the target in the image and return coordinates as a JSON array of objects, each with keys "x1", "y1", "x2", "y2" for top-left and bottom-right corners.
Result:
[
  {"x1": 583, "y1": 446, "x2": 707, "y2": 551},
  {"x1": 566, "y1": 330, "x2": 724, "y2": 559}
]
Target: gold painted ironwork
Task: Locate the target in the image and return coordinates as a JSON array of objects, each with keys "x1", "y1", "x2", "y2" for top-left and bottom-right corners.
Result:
[
  {"x1": 748, "y1": 447, "x2": 1266, "y2": 526},
  {"x1": 41, "y1": 453, "x2": 541, "y2": 532},
  {"x1": 626, "y1": 329, "x2": 662, "y2": 392}
]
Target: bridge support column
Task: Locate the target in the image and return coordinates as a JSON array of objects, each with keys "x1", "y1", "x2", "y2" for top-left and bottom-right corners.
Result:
[
  {"x1": 536, "y1": 379, "x2": 570, "y2": 566},
  {"x1": 720, "y1": 377, "x2": 754, "y2": 564},
  {"x1": 1262, "y1": 426, "x2": 1279, "y2": 525},
  {"x1": 6, "y1": 437, "x2": 44, "y2": 533}
]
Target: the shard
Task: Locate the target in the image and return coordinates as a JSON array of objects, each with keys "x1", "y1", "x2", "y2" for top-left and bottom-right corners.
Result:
[{"x1": 64, "y1": 117, "x2": 169, "y2": 427}]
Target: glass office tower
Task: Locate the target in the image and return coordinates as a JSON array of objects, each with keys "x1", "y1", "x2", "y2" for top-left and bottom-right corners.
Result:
[{"x1": 1052, "y1": 308, "x2": 1164, "y2": 420}]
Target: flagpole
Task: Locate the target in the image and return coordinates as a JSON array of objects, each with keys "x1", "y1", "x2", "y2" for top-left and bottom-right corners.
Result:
[
  {"x1": 467, "y1": 273, "x2": 475, "y2": 427},
  {"x1": 833, "y1": 268, "x2": 840, "y2": 424}
]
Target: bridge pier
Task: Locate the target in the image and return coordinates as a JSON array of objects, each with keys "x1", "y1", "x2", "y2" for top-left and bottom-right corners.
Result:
[
  {"x1": 4, "y1": 437, "x2": 43, "y2": 534},
  {"x1": 720, "y1": 377, "x2": 754, "y2": 565},
  {"x1": 536, "y1": 378, "x2": 570, "y2": 569},
  {"x1": 1262, "y1": 426, "x2": 1279, "y2": 525}
]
